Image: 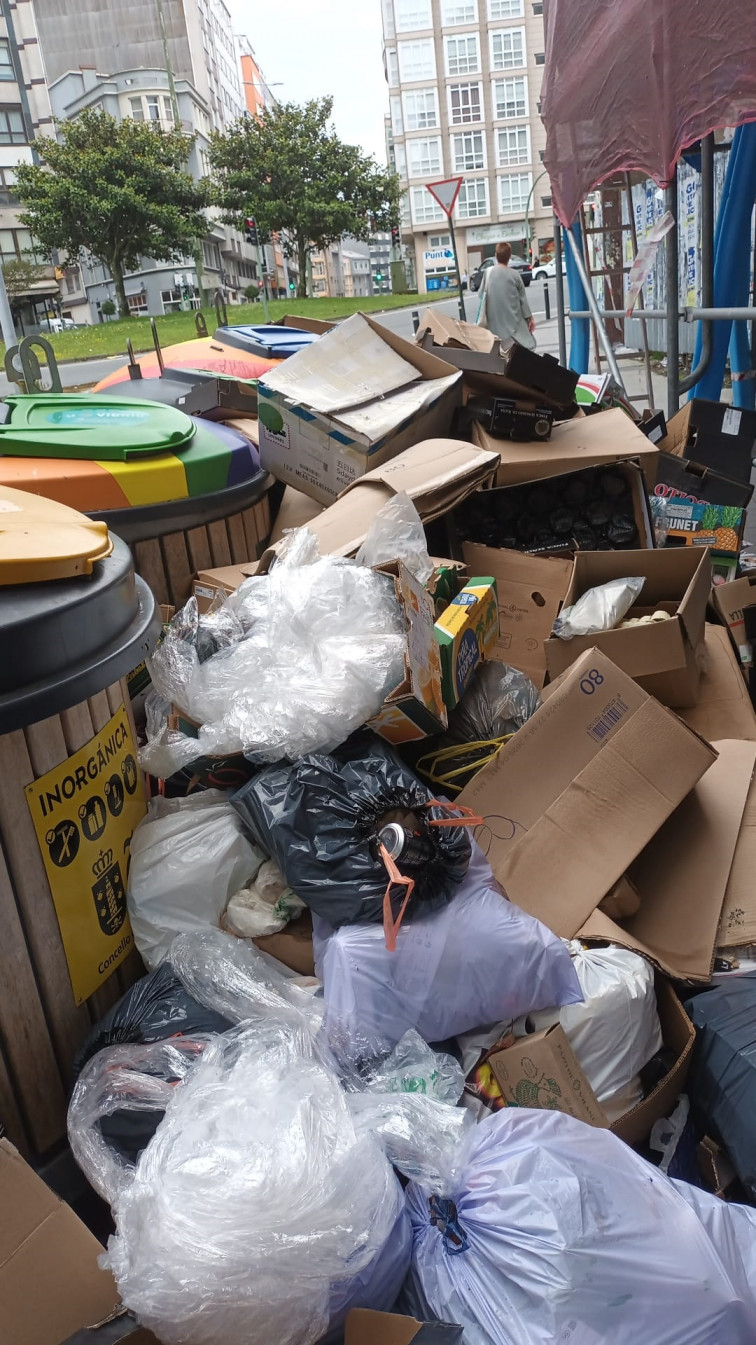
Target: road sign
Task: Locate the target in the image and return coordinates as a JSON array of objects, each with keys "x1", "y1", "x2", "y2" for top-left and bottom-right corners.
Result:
[{"x1": 426, "y1": 177, "x2": 464, "y2": 216}]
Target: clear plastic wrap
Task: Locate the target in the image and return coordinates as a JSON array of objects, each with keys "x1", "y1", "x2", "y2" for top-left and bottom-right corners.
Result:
[
  {"x1": 138, "y1": 688, "x2": 204, "y2": 780},
  {"x1": 355, "y1": 491, "x2": 434, "y2": 584},
  {"x1": 405, "y1": 1108, "x2": 756, "y2": 1345},
  {"x1": 552, "y1": 575, "x2": 645, "y2": 639},
  {"x1": 360, "y1": 1029, "x2": 465, "y2": 1105},
  {"x1": 449, "y1": 660, "x2": 541, "y2": 743},
  {"x1": 126, "y1": 792, "x2": 264, "y2": 970},
  {"x1": 146, "y1": 527, "x2": 408, "y2": 765}
]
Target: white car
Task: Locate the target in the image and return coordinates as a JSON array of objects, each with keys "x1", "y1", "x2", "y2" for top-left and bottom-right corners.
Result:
[
  {"x1": 532, "y1": 257, "x2": 567, "y2": 281},
  {"x1": 46, "y1": 316, "x2": 77, "y2": 333}
]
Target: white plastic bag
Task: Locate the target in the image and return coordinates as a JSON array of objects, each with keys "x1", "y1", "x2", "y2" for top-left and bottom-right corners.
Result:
[
  {"x1": 313, "y1": 841, "x2": 582, "y2": 1053},
  {"x1": 405, "y1": 1108, "x2": 756, "y2": 1345},
  {"x1": 552, "y1": 575, "x2": 645, "y2": 639},
  {"x1": 224, "y1": 859, "x2": 305, "y2": 938},
  {"x1": 127, "y1": 793, "x2": 264, "y2": 970},
  {"x1": 356, "y1": 491, "x2": 434, "y2": 584},
  {"x1": 517, "y1": 942, "x2": 662, "y2": 1120}
]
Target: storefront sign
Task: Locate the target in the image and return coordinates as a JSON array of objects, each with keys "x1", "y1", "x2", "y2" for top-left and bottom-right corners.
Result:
[
  {"x1": 424, "y1": 247, "x2": 455, "y2": 267},
  {"x1": 25, "y1": 705, "x2": 145, "y2": 1004},
  {"x1": 466, "y1": 222, "x2": 524, "y2": 245}
]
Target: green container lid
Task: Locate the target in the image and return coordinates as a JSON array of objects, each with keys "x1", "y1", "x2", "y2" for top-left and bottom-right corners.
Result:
[{"x1": 0, "y1": 393, "x2": 195, "y2": 461}]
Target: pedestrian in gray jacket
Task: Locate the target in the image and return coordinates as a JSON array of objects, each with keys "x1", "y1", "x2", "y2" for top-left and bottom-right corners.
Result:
[{"x1": 477, "y1": 240, "x2": 536, "y2": 349}]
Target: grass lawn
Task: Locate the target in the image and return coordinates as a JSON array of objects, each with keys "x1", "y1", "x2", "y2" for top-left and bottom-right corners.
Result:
[{"x1": 12, "y1": 292, "x2": 457, "y2": 364}]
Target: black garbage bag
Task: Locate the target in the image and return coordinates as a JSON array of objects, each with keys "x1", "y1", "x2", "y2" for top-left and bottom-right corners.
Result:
[
  {"x1": 74, "y1": 962, "x2": 233, "y2": 1165},
  {"x1": 231, "y1": 736, "x2": 472, "y2": 934},
  {"x1": 685, "y1": 974, "x2": 756, "y2": 1199},
  {"x1": 416, "y1": 661, "x2": 540, "y2": 794}
]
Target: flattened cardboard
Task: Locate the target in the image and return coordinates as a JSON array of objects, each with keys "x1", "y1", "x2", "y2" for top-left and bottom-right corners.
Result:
[
  {"x1": 370, "y1": 560, "x2": 447, "y2": 741},
  {"x1": 270, "y1": 485, "x2": 325, "y2": 542},
  {"x1": 712, "y1": 573, "x2": 756, "y2": 666},
  {"x1": 458, "y1": 649, "x2": 717, "y2": 941},
  {"x1": 461, "y1": 543, "x2": 572, "y2": 686},
  {"x1": 544, "y1": 547, "x2": 711, "y2": 707},
  {"x1": 474, "y1": 408, "x2": 658, "y2": 488},
  {"x1": 194, "y1": 560, "x2": 258, "y2": 610},
  {"x1": 417, "y1": 311, "x2": 578, "y2": 410},
  {"x1": 678, "y1": 624, "x2": 756, "y2": 743},
  {"x1": 718, "y1": 769, "x2": 756, "y2": 948},
  {"x1": 659, "y1": 399, "x2": 756, "y2": 484},
  {"x1": 63, "y1": 1317, "x2": 157, "y2": 1345},
  {"x1": 489, "y1": 1023, "x2": 608, "y2": 1127},
  {"x1": 346, "y1": 1309, "x2": 463, "y2": 1345},
  {"x1": 253, "y1": 913, "x2": 315, "y2": 976},
  {"x1": 0, "y1": 1139, "x2": 119, "y2": 1345},
  {"x1": 579, "y1": 740, "x2": 756, "y2": 981}
]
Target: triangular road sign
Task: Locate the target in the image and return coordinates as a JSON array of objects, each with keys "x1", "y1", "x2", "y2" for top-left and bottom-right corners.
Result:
[{"x1": 426, "y1": 177, "x2": 464, "y2": 215}]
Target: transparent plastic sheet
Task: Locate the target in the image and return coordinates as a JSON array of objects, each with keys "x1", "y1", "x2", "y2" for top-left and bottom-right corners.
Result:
[
  {"x1": 138, "y1": 688, "x2": 203, "y2": 781},
  {"x1": 540, "y1": 0, "x2": 756, "y2": 225},
  {"x1": 404, "y1": 1108, "x2": 756, "y2": 1345},
  {"x1": 552, "y1": 576, "x2": 645, "y2": 639},
  {"x1": 359, "y1": 1029, "x2": 465, "y2": 1105},
  {"x1": 313, "y1": 841, "x2": 582, "y2": 1052},
  {"x1": 146, "y1": 528, "x2": 408, "y2": 765},
  {"x1": 355, "y1": 491, "x2": 434, "y2": 584},
  {"x1": 126, "y1": 792, "x2": 264, "y2": 970}
]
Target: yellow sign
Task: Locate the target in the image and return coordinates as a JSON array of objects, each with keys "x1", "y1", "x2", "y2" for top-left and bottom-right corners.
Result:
[{"x1": 25, "y1": 704, "x2": 146, "y2": 1005}]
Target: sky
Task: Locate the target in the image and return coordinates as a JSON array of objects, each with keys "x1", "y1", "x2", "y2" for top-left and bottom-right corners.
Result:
[{"x1": 229, "y1": 1, "x2": 389, "y2": 163}]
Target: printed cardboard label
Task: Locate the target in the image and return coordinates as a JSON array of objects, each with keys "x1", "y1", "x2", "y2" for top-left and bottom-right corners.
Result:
[
  {"x1": 489, "y1": 1024, "x2": 608, "y2": 1127},
  {"x1": 25, "y1": 706, "x2": 145, "y2": 1004}
]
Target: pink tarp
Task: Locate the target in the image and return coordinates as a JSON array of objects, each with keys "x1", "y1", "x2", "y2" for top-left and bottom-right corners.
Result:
[{"x1": 541, "y1": 0, "x2": 756, "y2": 224}]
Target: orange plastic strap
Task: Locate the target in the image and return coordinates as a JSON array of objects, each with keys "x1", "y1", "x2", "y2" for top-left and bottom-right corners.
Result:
[
  {"x1": 379, "y1": 841, "x2": 416, "y2": 953},
  {"x1": 424, "y1": 800, "x2": 484, "y2": 828}
]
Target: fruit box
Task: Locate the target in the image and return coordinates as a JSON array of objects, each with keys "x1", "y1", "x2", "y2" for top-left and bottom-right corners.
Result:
[
  {"x1": 662, "y1": 497, "x2": 745, "y2": 558},
  {"x1": 433, "y1": 577, "x2": 499, "y2": 709}
]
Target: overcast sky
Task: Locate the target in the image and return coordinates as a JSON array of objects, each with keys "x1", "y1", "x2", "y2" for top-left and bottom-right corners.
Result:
[{"x1": 229, "y1": 2, "x2": 389, "y2": 163}]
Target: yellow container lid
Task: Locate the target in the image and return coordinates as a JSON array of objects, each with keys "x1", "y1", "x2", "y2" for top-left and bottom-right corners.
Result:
[{"x1": 0, "y1": 484, "x2": 113, "y2": 584}]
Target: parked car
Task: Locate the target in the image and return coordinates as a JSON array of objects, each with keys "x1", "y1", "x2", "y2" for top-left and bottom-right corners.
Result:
[
  {"x1": 532, "y1": 257, "x2": 567, "y2": 281},
  {"x1": 469, "y1": 255, "x2": 532, "y2": 291},
  {"x1": 46, "y1": 316, "x2": 77, "y2": 333}
]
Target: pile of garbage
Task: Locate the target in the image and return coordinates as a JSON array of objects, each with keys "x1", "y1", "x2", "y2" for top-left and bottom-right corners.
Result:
[{"x1": 61, "y1": 317, "x2": 756, "y2": 1345}]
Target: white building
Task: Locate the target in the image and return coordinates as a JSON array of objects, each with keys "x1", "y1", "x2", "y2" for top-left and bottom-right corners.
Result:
[{"x1": 381, "y1": 0, "x2": 554, "y2": 291}]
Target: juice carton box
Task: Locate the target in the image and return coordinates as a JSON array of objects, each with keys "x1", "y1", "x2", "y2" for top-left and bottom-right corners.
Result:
[{"x1": 434, "y1": 577, "x2": 499, "y2": 708}]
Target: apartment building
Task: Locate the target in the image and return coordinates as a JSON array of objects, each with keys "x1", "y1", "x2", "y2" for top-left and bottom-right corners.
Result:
[{"x1": 381, "y1": 0, "x2": 553, "y2": 292}]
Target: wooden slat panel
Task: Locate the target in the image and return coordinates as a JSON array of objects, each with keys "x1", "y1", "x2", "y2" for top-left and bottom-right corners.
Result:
[
  {"x1": 0, "y1": 839, "x2": 66, "y2": 1152},
  {"x1": 105, "y1": 681, "x2": 124, "y2": 716},
  {"x1": 0, "y1": 729, "x2": 89, "y2": 1081},
  {"x1": 207, "y1": 519, "x2": 232, "y2": 566},
  {"x1": 253, "y1": 495, "x2": 271, "y2": 547},
  {"x1": 134, "y1": 538, "x2": 169, "y2": 605},
  {"x1": 226, "y1": 511, "x2": 249, "y2": 563},
  {"x1": 59, "y1": 699, "x2": 95, "y2": 758},
  {"x1": 160, "y1": 531, "x2": 193, "y2": 607},
  {"x1": 88, "y1": 690, "x2": 112, "y2": 734},
  {"x1": 0, "y1": 1037, "x2": 29, "y2": 1155},
  {"x1": 241, "y1": 507, "x2": 260, "y2": 559},
  {"x1": 185, "y1": 525, "x2": 213, "y2": 575}
]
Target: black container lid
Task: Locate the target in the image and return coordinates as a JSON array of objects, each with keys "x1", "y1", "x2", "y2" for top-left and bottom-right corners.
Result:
[{"x1": 0, "y1": 535, "x2": 161, "y2": 733}]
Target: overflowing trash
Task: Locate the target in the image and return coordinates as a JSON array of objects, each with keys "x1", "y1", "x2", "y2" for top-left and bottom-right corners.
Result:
[{"x1": 9, "y1": 315, "x2": 756, "y2": 1345}]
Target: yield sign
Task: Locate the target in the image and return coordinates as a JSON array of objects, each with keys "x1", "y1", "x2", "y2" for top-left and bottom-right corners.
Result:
[{"x1": 426, "y1": 177, "x2": 463, "y2": 216}]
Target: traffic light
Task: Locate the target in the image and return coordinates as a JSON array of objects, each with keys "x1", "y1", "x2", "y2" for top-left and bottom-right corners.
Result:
[
  {"x1": 244, "y1": 216, "x2": 259, "y2": 247},
  {"x1": 391, "y1": 224, "x2": 401, "y2": 247},
  {"x1": 375, "y1": 272, "x2": 383, "y2": 282},
  {"x1": 289, "y1": 280, "x2": 296, "y2": 291}
]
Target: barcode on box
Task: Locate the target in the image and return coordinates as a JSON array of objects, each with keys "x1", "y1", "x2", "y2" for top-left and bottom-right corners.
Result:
[{"x1": 587, "y1": 695, "x2": 629, "y2": 742}]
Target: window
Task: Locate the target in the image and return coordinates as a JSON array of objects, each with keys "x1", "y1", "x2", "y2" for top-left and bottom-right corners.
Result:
[
  {"x1": 381, "y1": 0, "x2": 395, "y2": 38},
  {"x1": 493, "y1": 75, "x2": 527, "y2": 118},
  {"x1": 445, "y1": 34, "x2": 479, "y2": 75},
  {"x1": 488, "y1": 0, "x2": 523, "y2": 15},
  {"x1": 490, "y1": 27, "x2": 525, "y2": 70},
  {"x1": 390, "y1": 95, "x2": 403, "y2": 135},
  {"x1": 146, "y1": 95, "x2": 160, "y2": 121},
  {"x1": 408, "y1": 135, "x2": 442, "y2": 176},
  {"x1": 532, "y1": 2, "x2": 543, "y2": 12},
  {"x1": 129, "y1": 95, "x2": 144, "y2": 121},
  {"x1": 64, "y1": 266, "x2": 82, "y2": 295},
  {"x1": 394, "y1": 0, "x2": 432, "y2": 30},
  {"x1": 0, "y1": 226, "x2": 33, "y2": 261},
  {"x1": 457, "y1": 178, "x2": 489, "y2": 219},
  {"x1": 497, "y1": 124, "x2": 530, "y2": 166},
  {"x1": 449, "y1": 82, "x2": 482, "y2": 123},
  {"x1": 535, "y1": 52, "x2": 546, "y2": 65},
  {"x1": 402, "y1": 87, "x2": 438, "y2": 129},
  {"x1": 0, "y1": 105, "x2": 25, "y2": 144},
  {"x1": 499, "y1": 171, "x2": 532, "y2": 213},
  {"x1": 203, "y1": 240, "x2": 221, "y2": 269},
  {"x1": 441, "y1": 0, "x2": 477, "y2": 23},
  {"x1": 386, "y1": 48, "x2": 399, "y2": 86},
  {"x1": 541, "y1": 194, "x2": 552, "y2": 206},
  {"x1": 411, "y1": 185, "x2": 444, "y2": 224},
  {"x1": 127, "y1": 292, "x2": 149, "y2": 316},
  {"x1": 428, "y1": 233, "x2": 451, "y2": 248},
  {"x1": 162, "y1": 95, "x2": 174, "y2": 122},
  {"x1": 0, "y1": 39, "x2": 14, "y2": 81},
  {"x1": 398, "y1": 39, "x2": 435, "y2": 80},
  {"x1": 394, "y1": 140, "x2": 407, "y2": 178},
  {"x1": 400, "y1": 190, "x2": 412, "y2": 227},
  {"x1": 451, "y1": 130, "x2": 485, "y2": 172}
]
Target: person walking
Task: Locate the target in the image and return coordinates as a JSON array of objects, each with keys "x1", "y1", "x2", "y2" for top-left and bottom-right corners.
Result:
[{"x1": 477, "y1": 241, "x2": 536, "y2": 348}]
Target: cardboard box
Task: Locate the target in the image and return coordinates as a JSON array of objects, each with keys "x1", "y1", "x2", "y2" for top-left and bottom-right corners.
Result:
[
  {"x1": 194, "y1": 561, "x2": 258, "y2": 611},
  {"x1": 434, "y1": 577, "x2": 499, "y2": 708},
  {"x1": 661, "y1": 496, "x2": 746, "y2": 558},
  {"x1": 416, "y1": 310, "x2": 578, "y2": 410},
  {"x1": 473, "y1": 407, "x2": 659, "y2": 488},
  {"x1": 370, "y1": 560, "x2": 447, "y2": 742},
  {"x1": 678, "y1": 623, "x2": 756, "y2": 743},
  {"x1": 487, "y1": 980, "x2": 695, "y2": 1145},
  {"x1": 270, "y1": 485, "x2": 325, "y2": 543},
  {"x1": 718, "y1": 767, "x2": 756, "y2": 948},
  {"x1": 0, "y1": 1138, "x2": 120, "y2": 1345},
  {"x1": 658, "y1": 398, "x2": 756, "y2": 484},
  {"x1": 346, "y1": 1310, "x2": 463, "y2": 1345},
  {"x1": 544, "y1": 548, "x2": 711, "y2": 707},
  {"x1": 461, "y1": 543, "x2": 572, "y2": 687},
  {"x1": 253, "y1": 914, "x2": 315, "y2": 977},
  {"x1": 257, "y1": 312, "x2": 462, "y2": 503},
  {"x1": 63, "y1": 1319, "x2": 156, "y2": 1345},
  {"x1": 712, "y1": 573, "x2": 756, "y2": 666},
  {"x1": 653, "y1": 448, "x2": 754, "y2": 511},
  {"x1": 274, "y1": 312, "x2": 336, "y2": 335},
  {"x1": 458, "y1": 648, "x2": 718, "y2": 952}
]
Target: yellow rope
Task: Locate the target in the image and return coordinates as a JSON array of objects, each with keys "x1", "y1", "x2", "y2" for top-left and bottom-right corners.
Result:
[{"x1": 416, "y1": 735, "x2": 515, "y2": 794}]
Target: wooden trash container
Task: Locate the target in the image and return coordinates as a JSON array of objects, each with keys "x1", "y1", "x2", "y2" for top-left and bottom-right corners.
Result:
[{"x1": 0, "y1": 537, "x2": 160, "y2": 1161}]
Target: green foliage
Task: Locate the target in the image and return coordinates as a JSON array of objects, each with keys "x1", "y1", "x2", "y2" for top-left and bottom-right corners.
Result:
[
  {"x1": 15, "y1": 110, "x2": 210, "y2": 318},
  {"x1": 100, "y1": 299, "x2": 116, "y2": 317},
  {"x1": 209, "y1": 97, "x2": 401, "y2": 298},
  {"x1": 243, "y1": 283, "x2": 259, "y2": 300},
  {"x1": 2, "y1": 255, "x2": 49, "y2": 300}
]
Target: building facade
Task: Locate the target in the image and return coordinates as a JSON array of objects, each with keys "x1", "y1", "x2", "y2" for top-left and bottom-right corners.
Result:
[
  {"x1": 369, "y1": 230, "x2": 393, "y2": 295},
  {"x1": 380, "y1": 0, "x2": 553, "y2": 292}
]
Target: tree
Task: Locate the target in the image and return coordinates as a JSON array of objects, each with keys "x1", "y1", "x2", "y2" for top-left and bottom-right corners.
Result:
[
  {"x1": 243, "y1": 283, "x2": 259, "y2": 301},
  {"x1": 15, "y1": 110, "x2": 210, "y2": 318},
  {"x1": 2, "y1": 255, "x2": 49, "y2": 300},
  {"x1": 209, "y1": 98, "x2": 400, "y2": 299},
  {"x1": 101, "y1": 299, "x2": 116, "y2": 318}
]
